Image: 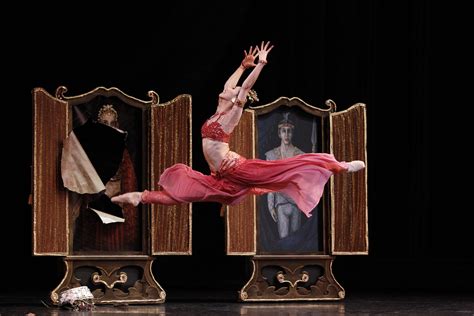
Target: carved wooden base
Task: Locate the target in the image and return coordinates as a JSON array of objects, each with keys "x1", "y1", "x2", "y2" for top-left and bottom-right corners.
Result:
[
  {"x1": 50, "y1": 256, "x2": 165, "y2": 305},
  {"x1": 239, "y1": 255, "x2": 345, "y2": 301}
]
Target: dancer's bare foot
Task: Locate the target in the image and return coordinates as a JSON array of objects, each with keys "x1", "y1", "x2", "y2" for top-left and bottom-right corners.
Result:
[
  {"x1": 111, "y1": 192, "x2": 143, "y2": 206},
  {"x1": 346, "y1": 160, "x2": 366, "y2": 173}
]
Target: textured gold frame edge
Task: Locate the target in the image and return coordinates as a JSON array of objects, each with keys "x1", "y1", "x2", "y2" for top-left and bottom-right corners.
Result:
[
  {"x1": 151, "y1": 94, "x2": 193, "y2": 256},
  {"x1": 329, "y1": 103, "x2": 368, "y2": 255},
  {"x1": 226, "y1": 109, "x2": 257, "y2": 255},
  {"x1": 32, "y1": 87, "x2": 70, "y2": 256}
]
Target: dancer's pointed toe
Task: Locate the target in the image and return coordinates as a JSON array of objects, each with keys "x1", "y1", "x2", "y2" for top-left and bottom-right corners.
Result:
[
  {"x1": 346, "y1": 160, "x2": 366, "y2": 173},
  {"x1": 111, "y1": 192, "x2": 142, "y2": 206}
]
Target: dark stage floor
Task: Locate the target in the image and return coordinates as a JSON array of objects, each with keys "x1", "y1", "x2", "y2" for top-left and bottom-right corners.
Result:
[{"x1": 1, "y1": 290, "x2": 473, "y2": 315}]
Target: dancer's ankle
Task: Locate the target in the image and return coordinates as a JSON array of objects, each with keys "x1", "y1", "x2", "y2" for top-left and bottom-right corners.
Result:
[{"x1": 133, "y1": 192, "x2": 143, "y2": 206}]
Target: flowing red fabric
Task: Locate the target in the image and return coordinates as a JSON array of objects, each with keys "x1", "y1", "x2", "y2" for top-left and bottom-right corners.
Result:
[{"x1": 154, "y1": 153, "x2": 347, "y2": 218}]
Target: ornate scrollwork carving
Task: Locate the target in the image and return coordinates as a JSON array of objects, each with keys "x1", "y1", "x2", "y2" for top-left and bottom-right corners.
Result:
[
  {"x1": 159, "y1": 291, "x2": 166, "y2": 300},
  {"x1": 51, "y1": 291, "x2": 59, "y2": 302},
  {"x1": 92, "y1": 271, "x2": 127, "y2": 289},
  {"x1": 276, "y1": 270, "x2": 309, "y2": 288},
  {"x1": 240, "y1": 291, "x2": 248, "y2": 301},
  {"x1": 148, "y1": 90, "x2": 159, "y2": 105},
  {"x1": 55, "y1": 86, "x2": 68, "y2": 100},
  {"x1": 240, "y1": 258, "x2": 345, "y2": 301},
  {"x1": 325, "y1": 99, "x2": 337, "y2": 111}
]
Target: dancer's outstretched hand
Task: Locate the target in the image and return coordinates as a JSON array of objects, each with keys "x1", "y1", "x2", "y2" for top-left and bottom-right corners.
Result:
[
  {"x1": 256, "y1": 41, "x2": 274, "y2": 64},
  {"x1": 241, "y1": 45, "x2": 259, "y2": 69}
]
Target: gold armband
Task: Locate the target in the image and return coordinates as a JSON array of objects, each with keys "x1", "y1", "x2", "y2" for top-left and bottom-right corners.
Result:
[{"x1": 234, "y1": 98, "x2": 246, "y2": 107}]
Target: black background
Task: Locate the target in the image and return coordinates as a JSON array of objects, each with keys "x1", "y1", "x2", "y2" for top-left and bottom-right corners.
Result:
[{"x1": 2, "y1": 0, "x2": 468, "y2": 297}]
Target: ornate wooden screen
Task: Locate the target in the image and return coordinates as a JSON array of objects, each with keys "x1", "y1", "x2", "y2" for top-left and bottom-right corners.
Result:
[
  {"x1": 150, "y1": 95, "x2": 192, "y2": 255},
  {"x1": 32, "y1": 88, "x2": 70, "y2": 255},
  {"x1": 223, "y1": 98, "x2": 368, "y2": 256},
  {"x1": 226, "y1": 109, "x2": 257, "y2": 255},
  {"x1": 32, "y1": 87, "x2": 193, "y2": 256},
  {"x1": 330, "y1": 103, "x2": 368, "y2": 254}
]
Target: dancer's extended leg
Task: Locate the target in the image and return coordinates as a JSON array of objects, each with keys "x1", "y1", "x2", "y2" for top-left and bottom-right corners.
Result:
[
  {"x1": 111, "y1": 190, "x2": 180, "y2": 206},
  {"x1": 141, "y1": 190, "x2": 180, "y2": 205}
]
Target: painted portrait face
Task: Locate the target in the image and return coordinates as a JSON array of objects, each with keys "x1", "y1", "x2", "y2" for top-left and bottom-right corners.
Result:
[
  {"x1": 278, "y1": 126, "x2": 294, "y2": 145},
  {"x1": 100, "y1": 112, "x2": 117, "y2": 126},
  {"x1": 97, "y1": 105, "x2": 119, "y2": 128}
]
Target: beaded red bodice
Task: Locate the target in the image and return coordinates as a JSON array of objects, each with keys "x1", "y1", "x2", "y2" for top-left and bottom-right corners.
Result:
[{"x1": 201, "y1": 120, "x2": 230, "y2": 143}]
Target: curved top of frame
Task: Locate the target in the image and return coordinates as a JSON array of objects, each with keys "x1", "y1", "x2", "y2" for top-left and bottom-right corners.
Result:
[
  {"x1": 249, "y1": 96, "x2": 336, "y2": 117},
  {"x1": 155, "y1": 94, "x2": 192, "y2": 107},
  {"x1": 55, "y1": 86, "x2": 160, "y2": 108},
  {"x1": 329, "y1": 102, "x2": 366, "y2": 117}
]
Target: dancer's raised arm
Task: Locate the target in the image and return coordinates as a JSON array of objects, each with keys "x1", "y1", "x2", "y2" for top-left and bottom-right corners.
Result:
[
  {"x1": 234, "y1": 41, "x2": 274, "y2": 106},
  {"x1": 223, "y1": 46, "x2": 259, "y2": 90}
]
